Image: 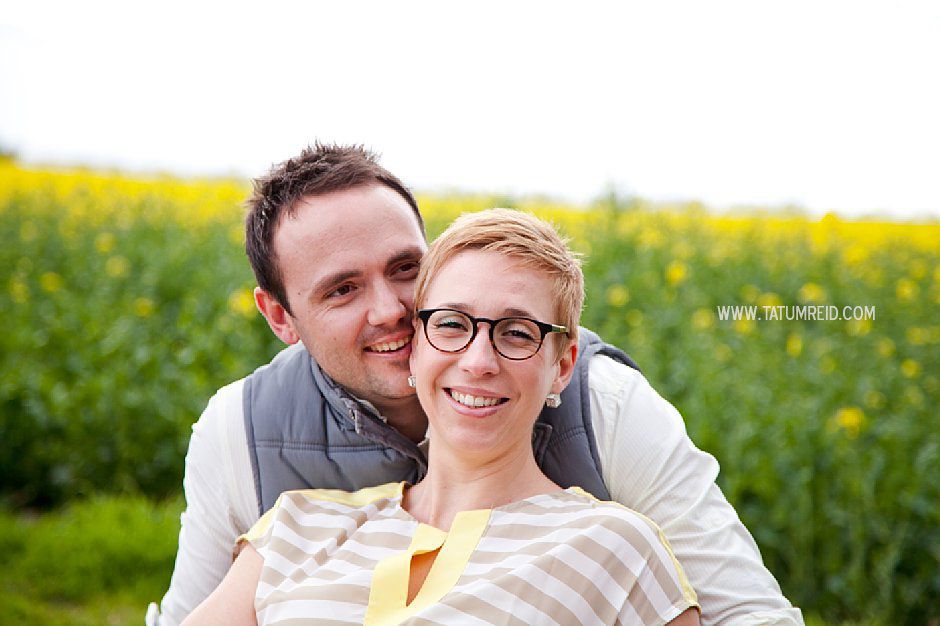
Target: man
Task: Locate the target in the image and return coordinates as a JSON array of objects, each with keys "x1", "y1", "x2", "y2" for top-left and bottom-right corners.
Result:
[{"x1": 148, "y1": 143, "x2": 803, "y2": 625}]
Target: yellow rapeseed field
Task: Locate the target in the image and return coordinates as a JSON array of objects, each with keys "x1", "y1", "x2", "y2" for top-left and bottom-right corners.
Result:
[{"x1": 1, "y1": 160, "x2": 938, "y2": 622}]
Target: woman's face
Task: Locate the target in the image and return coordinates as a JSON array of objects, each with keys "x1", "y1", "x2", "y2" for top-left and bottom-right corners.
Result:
[{"x1": 410, "y1": 249, "x2": 576, "y2": 463}]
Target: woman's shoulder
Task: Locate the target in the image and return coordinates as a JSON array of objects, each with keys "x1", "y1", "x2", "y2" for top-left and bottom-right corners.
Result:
[
  {"x1": 279, "y1": 481, "x2": 405, "y2": 510},
  {"x1": 564, "y1": 486, "x2": 664, "y2": 526},
  {"x1": 241, "y1": 482, "x2": 405, "y2": 545},
  {"x1": 523, "y1": 487, "x2": 672, "y2": 546}
]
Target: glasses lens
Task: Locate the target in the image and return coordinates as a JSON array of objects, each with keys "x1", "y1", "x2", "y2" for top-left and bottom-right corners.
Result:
[
  {"x1": 426, "y1": 310, "x2": 474, "y2": 352},
  {"x1": 493, "y1": 318, "x2": 543, "y2": 359}
]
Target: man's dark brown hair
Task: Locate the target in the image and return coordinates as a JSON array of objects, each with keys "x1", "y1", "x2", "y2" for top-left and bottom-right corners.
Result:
[{"x1": 245, "y1": 142, "x2": 425, "y2": 314}]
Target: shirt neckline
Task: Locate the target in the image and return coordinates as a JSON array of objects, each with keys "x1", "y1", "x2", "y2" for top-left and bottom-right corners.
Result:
[{"x1": 390, "y1": 481, "x2": 590, "y2": 528}]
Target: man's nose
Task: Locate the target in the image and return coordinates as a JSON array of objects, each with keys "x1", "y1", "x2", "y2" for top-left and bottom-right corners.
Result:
[
  {"x1": 366, "y1": 279, "x2": 408, "y2": 327},
  {"x1": 458, "y1": 324, "x2": 500, "y2": 376}
]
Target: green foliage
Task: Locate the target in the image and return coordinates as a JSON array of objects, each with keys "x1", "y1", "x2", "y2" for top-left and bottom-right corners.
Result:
[
  {"x1": 0, "y1": 495, "x2": 182, "y2": 624},
  {"x1": 0, "y1": 169, "x2": 282, "y2": 506},
  {"x1": 576, "y1": 207, "x2": 940, "y2": 624},
  {"x1": 1, "y1": 165, "x2": 938, "y2": 623}
]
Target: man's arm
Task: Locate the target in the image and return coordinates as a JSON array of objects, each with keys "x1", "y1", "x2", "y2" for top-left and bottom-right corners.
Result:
[
  {"x1": 589, "y1": 355, "x2": 804, "y2": 626},
  {"x1": 147, "y1": 380, "x2": 259, "y2": 626}
]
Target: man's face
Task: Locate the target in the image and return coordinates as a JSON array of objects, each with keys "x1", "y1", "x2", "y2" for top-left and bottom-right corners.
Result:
[{"x1": 272, "y1": 184, "x2": 427, "y2": 408}]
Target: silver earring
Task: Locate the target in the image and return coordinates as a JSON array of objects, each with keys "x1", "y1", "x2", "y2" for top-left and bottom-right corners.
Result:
[
  {"x1": 407, "y1": 375, "x2": 416, "y2": 388},
  {"x1": 545, "y1": 393, "x2": 561, "y2": 408}
]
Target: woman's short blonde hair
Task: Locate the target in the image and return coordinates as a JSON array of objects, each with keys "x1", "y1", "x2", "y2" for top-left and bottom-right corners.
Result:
[{"x1": 414, "y1": 208, "x2": 583, "y2": 358}]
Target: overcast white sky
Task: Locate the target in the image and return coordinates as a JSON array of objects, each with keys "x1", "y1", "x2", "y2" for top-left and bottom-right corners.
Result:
[{"x1": 2, "y1": 1, "x2": 939, "y2": 219}]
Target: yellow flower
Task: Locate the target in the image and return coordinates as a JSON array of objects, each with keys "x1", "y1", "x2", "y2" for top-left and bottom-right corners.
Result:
[
  {"x1": 821, "y1": 212, "x2": 841, "y2": 227},
  {"x1": 665, "y1": 261, "x2": 688, "y2": 286},
  {"x1": 757, "y1": 292, "x2": 782, "y2": 309},
  {"x1": 734, "y1": 318, "x2": 755, "y2": 335},
  {"x1": 909, "y1": 259, "x2": 927, "y2": 279},
  {"x1": 228, "y1": 288, "x2": 257, "y2": 318},
  {"x1": 786, "y1": 333, "x2": 803, "y2": 358},
  {"x1": 846, "y1": 318, "x2": 872, "y2": 337},
  {"x1": 740, "y1": 284, "x2": 760, "y2": 303},
  {"x1": 831, "y1": 406, "x2": 865, "y2": 438},
  {"x1": 798, "y1": 282, "x2": 827, "y2": 304},
  {"x1": 876, "y1": 338, "x2": 895, "y2": 358},
  {"x1": 605, "y1": 285, "x2": 630, "y2": 307},
  {"x1": 864, "y1": 391, "x2": 885, "y2": 409},
  {"x1": 105, "y1": 256, "x2": 130, "y2": 278},
  {"x1": 896, "y1": 278, "x2": 918, "y2": 301},
  {"x1": 638, "y1": 228, "x2": 663, "y2": 249},
  {"x1": 9, "y1": 278, "x2": 29, "y2": 303},
  {"x1": 842, "y1": 244, "x2": 868, "y2": 267},
  {"x1": 715, "y1": 344, "x2": 732, "y2": 363},
  {"x1": 95, "y1": 232, "x2": 116, "y2": 253},
  {"x1": 901, "y1": 359, "x2": 921, "y2": 378},
  {"x1": 40, "y1": 272, "x2": 63, "y2": 293},
  {"x1": 906, "y1": 327, "x2": 927, "y2": 346},
  {"x1": 903, "y1": 385, "x2": 925, "y2": 407},
  {"x1": 820, "y1": 355, "x2": 836, "y2": 373},
  {"x1": 625, "y1": 309, "x2": 644, "y2": 328},
  {"x1": 134, "y1": 297, "x2": 155, "y2": 317},
  {"x1": 692, "y1": 308, "x2": 714, "y2": 330}
]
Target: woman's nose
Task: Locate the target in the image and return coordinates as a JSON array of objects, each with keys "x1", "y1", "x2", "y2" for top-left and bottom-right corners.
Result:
[{"x1": 458, "y1": 324, "x2": 500, "y2": 376}]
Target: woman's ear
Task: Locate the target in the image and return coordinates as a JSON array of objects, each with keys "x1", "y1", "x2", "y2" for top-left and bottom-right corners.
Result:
[
  {"x1": 254, "y1": 287, "x2": 300, "y2": 345},
  {"x1": 551, "y1": 340, "x2": 578, "y2": 395}
]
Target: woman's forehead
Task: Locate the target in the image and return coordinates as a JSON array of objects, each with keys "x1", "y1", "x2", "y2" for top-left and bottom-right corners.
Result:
[{"x1": 424, "y1": 250, "x2": 557, "y2": 319}]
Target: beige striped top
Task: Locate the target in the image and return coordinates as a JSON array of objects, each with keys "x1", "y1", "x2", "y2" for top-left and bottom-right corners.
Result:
[{"x1": 241, "y1": 482, "x2": 698, "y2": 626}]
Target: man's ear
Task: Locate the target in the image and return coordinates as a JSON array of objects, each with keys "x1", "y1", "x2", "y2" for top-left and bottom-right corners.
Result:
[
  {"x1": 551, "y1": 340, "x2": 578, "y2": 395},
  {"x1": 254, "y1": 287, "x2": 300, "y2": 345}
]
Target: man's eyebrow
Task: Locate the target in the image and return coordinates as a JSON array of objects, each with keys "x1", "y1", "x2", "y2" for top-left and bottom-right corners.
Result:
[
  {"x1": 309, "y1": 247, "x2": 423, "y2": 298},
  {"x1": 385, "y1": 247, "x2": 424, "y2": 271},
  {"x1": 311, "y1": 270, "x2": 362, "y2": 297}
]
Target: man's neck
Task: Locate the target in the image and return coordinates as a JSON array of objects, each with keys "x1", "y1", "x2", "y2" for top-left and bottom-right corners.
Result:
[{"x1": 376, "y1": 395, "x2": 427, "y2": 443}]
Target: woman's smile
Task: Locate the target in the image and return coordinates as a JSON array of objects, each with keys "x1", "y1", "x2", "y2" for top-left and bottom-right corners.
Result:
[{"x1": 443, "y1": 386, "x2": 510, "y2": 417}]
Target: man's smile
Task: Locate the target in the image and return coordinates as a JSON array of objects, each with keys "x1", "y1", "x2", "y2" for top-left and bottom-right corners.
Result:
[{"x1": 364, "y1": 334, "x2": 413, "y2": 353}]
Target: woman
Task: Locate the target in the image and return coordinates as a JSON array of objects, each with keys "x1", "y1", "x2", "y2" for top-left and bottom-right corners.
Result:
[{"x1": 183, "y1": 209, "x2": 700, "y2": 625}]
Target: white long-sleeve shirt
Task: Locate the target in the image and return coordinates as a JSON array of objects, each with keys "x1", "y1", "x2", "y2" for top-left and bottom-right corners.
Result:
[{"x1": 148, "y1": 352, "x2": 803, "y2": 626}]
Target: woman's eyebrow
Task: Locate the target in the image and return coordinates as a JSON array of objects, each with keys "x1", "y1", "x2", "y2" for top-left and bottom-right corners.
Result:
[{"x1": 433, "y1": 304, "x2": 537, "y2": 319}]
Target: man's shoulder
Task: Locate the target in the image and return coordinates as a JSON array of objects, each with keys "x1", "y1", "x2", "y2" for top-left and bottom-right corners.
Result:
[
  {"x1": 248, "y1": 342, "x2": 309, "y2": 380},
  {"x1": 586, "y1": 350, "x2": 649, "y2": 398},
  {"x1": 195, "y1": 343, "x2": 310, "y2": 432}
]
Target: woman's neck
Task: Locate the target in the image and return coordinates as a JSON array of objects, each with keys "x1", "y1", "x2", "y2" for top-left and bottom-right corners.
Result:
[{"x1": 402, "y1": 442, "x2": 560, "y2": 531}]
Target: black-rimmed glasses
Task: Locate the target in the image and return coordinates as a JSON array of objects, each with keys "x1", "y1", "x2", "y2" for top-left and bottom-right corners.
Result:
[{"x1": 416, "y1": 308, "x2": 567, "y2": 360}]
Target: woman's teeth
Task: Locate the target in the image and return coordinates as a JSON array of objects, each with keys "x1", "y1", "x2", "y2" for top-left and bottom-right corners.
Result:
[{"x1": 449, "y1": 390, "x2": 502, "y2": 408}]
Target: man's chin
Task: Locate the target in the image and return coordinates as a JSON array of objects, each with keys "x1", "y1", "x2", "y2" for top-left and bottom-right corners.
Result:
[{"x1": 360, "y1": 371, "x2": 418, "y2": 403}]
